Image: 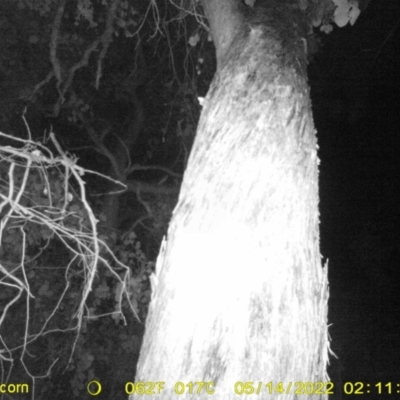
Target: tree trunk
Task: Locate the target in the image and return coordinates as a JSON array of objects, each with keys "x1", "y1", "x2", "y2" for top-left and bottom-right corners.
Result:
[{"x1": 135, "y1": 1, "x2": 329, "y2": 398}]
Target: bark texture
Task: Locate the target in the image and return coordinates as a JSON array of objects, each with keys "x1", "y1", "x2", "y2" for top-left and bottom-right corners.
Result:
[{"x1": 135, "y1": 1, "x2": 329, "y2": 398}]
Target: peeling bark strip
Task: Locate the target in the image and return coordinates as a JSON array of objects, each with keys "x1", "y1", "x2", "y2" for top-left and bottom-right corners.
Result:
[{"x1": 135, "y1": 1, "x2": 329, "y2": 399}]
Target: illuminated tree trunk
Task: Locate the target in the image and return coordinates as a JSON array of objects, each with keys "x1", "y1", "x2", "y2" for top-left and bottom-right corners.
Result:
[{"x1": 135, "y1": 1, "x2": 329, "y2": 398}]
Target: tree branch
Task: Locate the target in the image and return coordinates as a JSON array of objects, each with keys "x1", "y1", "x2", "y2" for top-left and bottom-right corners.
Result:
[
  {"x1": 200, "y1": 0, "x2": 245, "y2": 68},
  {"x1": 126, "y1": 180, "x2": 179, "y2": 195},
  {"x1": 128, "y1": 164, "x2": 182, "y2": 179},
  {"x1": 84, "y1": 125, "x2": 124, "y2": 181},
  {"x1": 96, "y1": 0, "x2": 122, "y2": 89},
  {"x1": 49, "y1": 0, "x2": 67, "y2": 93}
]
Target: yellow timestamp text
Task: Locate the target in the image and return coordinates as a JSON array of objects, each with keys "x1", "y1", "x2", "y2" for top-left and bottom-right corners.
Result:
[
  {"x1": 125, "y1": 381, "x2": 215, "y2": 395},
  {"x1": 234, "y1": 381, "x2": 335, "y2": 396}
]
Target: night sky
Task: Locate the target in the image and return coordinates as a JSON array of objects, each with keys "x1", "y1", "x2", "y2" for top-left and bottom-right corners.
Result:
[{"x1": 310, "y1": 0, "x2": 400, "y2": 390}]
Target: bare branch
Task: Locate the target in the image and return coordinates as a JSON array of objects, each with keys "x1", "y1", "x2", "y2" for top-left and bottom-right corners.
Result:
[
  {"x1": 129, "y1": 164, "x2": 182, "y2": 179},
  {"x1": 126, "y1": 180, "x2": 179, "y2": 195},
  {"x1": 30, "y1": 71, "x2": 55, "y2": 101},
  {"x1": 59, "y1": 38, "x2": 101, "y2": 101},
  {"x1": 0, "y1": 129, "x2": 138, "y2": 374},
  {"x1": 49, "y1": 0, "x2": 67, "y2": 95},
  {"x1": 96, "y1": 0, "x2": 122, "y2": 89},
  {"x1": 84, "y1": 125, "x2": 124, "y2": 181}
]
